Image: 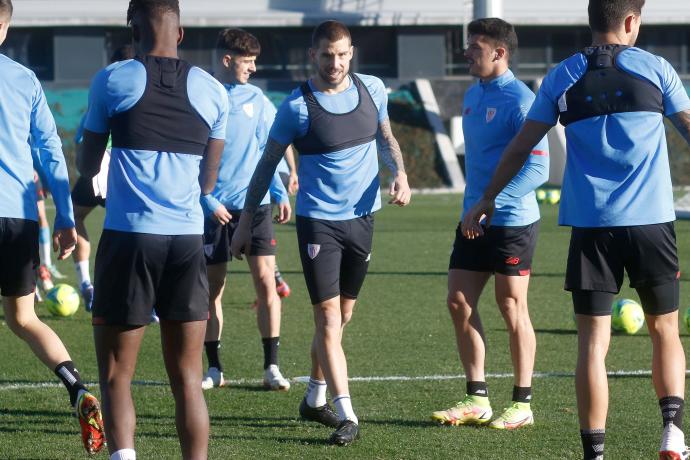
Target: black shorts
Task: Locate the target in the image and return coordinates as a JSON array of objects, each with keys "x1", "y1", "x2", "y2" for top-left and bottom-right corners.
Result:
[
  {"x1": 71, "y1": 176, "x2": 105, "y2": 208},
  {"x1": 0, "y1": 218, "x2": 39, "y2": 297},
  {"x1": 565, "y1": 223, "x2": 679, "y2": 292},
  {"x1": 449, "y1": 222, "x2": 539, "y2": 276},
  {"x1": 296, "y1": 214, "x2": 374, "y2": 305},
  {"x1": 203, "y1": 204, "x2": 276, "y2": 265},
  {"x1": 92, "y1": 230, "x2": 209, "y2": 326}
]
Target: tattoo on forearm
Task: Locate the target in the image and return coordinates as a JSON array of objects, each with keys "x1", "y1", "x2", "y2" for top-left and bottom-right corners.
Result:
[
  {"x1": 377, "y1": 119, "x2": 406, "y2": 175},
  {"x1": 244, "y1": 139, "x2": 288, "y2": 213},
  {"x1": 670, "y1": 109, "x2": 690, "y2": 145}
]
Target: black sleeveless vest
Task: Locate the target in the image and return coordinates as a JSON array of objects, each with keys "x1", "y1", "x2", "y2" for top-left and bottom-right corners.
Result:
[
  {"x1": 558, "y1": 45, "x2": 664, "y2": 127},
  {"x1": 110, "y1": 55, "x2": 211, "y2": 156},
  {"x1": 293, "y1": 74, "x2": 379, "y2": 155}
]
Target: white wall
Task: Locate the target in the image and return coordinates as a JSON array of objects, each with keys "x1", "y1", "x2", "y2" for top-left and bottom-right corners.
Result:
[{"x1": 11, "y1": 0, "x2": 689, "y2": 26}]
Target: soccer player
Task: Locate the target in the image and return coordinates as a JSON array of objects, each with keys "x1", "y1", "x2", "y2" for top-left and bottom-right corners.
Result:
[
  {"x1": 79, "y1": 1, "x2": 228, "y2": 458},
  {"x1": 200, "y1": 28, "x2": 292, "y2": 391},
  {"x1": 0, "y1": 0, "x2": 105, "y2": 454},
  {"x1": 231, "y1": 20, "x2": 411, "y2": 446},
  {"x1": 463, "y1": 1, "x2": 690, "y2": 458},
  {"x1": 71, "y1": 44, "x2": 135, "y2": 311},
  {"x1": 431, "y1": 18, "x2": 549, "y2": 431}
]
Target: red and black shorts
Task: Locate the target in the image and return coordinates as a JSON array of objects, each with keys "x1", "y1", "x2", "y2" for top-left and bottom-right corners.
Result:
[
  {"x1": 92, "y1": 230, "x2": 209, "y2": 326},
  {"x1": 0, "y1": 218, "x2": 39, "y2": 297},
  {"x1": 449, "y1": 221, "x2": 539, "y2": 276},
  {"x1": 203, "y1": 204, "x2": 276, "y2": 265}
]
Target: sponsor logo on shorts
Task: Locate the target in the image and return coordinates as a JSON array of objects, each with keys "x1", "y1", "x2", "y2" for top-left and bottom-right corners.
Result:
[
  {"x1": 519, "y1": 269, "x2": 531, "y2": 276},
  {"x1": 307, "y1": 243, "x2": 320, "y2": 260},
  {"x1": 365, "y1": 253, "x2": 371, "y2": 262},
  {"x1": 505, "y1": 256, "x2": 520, "y2": 266},
  {"x1": 271, "y1": 239, "x2": 276, "y2": 247},
  {"x1": 677, "y1": 271, "x2": 681, "y2": 279}
]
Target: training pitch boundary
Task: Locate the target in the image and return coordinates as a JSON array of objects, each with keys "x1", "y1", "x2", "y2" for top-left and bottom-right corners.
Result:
[{"x1": 2, "y1": 370, "x2": 689, "y2": 392}]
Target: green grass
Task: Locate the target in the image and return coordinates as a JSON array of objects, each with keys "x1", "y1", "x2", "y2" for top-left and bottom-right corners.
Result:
[{"x1": 1, "y1": 194, "x2": 689, "y2": 459}]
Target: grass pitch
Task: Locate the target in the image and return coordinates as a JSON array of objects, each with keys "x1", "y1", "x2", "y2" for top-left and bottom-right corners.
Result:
[{"x1": 1, "y1": 194, "x2": 689, "y2": 459}]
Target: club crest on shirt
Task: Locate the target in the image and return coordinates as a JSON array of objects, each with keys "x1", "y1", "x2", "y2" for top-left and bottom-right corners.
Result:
[
  {"x1": 307, "y1": 243, "x2": 321, "y2": 260},
  {"x1": 486, "y1": 107, "x2": 497, "y2": 123},
  {"x1": 242, "y1": 103, "x2": 254, "y2": 118}
]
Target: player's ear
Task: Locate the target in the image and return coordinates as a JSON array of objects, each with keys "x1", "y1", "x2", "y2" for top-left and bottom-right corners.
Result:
[
  {"x1": 308, "y1": 47, "x2": 316, "y2": 62},
  {"x1": 494, "y1": 47, "x2": 506, "y2": 61},
  {"x1": 223, "y1": 54, "x2": 233, "y2": 68},
  {"x1": 177, "y1": 26, "x2": 184, "y2": 46}
]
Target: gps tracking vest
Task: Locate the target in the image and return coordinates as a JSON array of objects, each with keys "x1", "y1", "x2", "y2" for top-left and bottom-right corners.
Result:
[
  {"x1": 294, "y1": 73, "x2": 378, "y2": 155},
  {"x1": 558, "y1": 45, "x2": 663, "y2": 126},
  {"x1": 110, "y1": 56, "x2": 211, "y2": 155}
]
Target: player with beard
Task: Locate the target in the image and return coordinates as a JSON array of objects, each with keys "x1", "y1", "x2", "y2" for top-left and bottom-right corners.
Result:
[{"x1": 231, "y1": 20, "x2": 411, "y2": 446}]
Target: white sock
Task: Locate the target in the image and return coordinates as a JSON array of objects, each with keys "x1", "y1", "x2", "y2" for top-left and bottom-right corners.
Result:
[
  {"x1": 110, "y1": 449, "x2": 136, "y2": 460},
  {"x1": 333, "y1": 394, "x2": 358, "y2": 424},
  {"x1": 75, "y1": 260, "x2": 91, "y2": 285},
  {"x1": 305, "y1": 378, "x2": 327, "y2": 408},
  {"x1": 39, "y1": 230, "x2": 52, "y2": 267}
]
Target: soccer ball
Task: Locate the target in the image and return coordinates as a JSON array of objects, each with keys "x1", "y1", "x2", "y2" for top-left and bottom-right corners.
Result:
[
  {"x1": 45, "y1": 284, "x2": 80, "y2": 317},
  {"x1": 684, "y1": 307, "x2": 690, "y2": 334},
  {"x1": 546, "y1": 189, "x2": 561, "y2": 205},
  {"x1": 535, "y1": 189, "x2": 547, "y2": 203},
  {"x1": 611, "y1": 298, "x2": 644, "y2": 334}
]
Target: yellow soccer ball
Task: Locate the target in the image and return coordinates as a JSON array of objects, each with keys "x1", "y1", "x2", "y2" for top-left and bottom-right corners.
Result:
[
  {"x1": 546, "y1": 189, "x2": 561, "y2": 205},
  {"x1": 45, "y1": 284, "x2": 80, "y2": 317},
  {"x1": 611, "y1": 299, "x2": 644, "y2": 334},
  {"x1": 535, "y1": 189, "x2": 547, "y2": 203}
]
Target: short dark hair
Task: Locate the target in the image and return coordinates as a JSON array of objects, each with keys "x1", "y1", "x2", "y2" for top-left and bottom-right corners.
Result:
[
  {"x1": 311, "y1": 20, "x2": 352, "y2": 48},
  {"x1": 216, "y1": 28, "x2": 261, "y2": 57},
  {"x1": 126, "y1": 0, "x2": 179, "y2": 26},
  {"x1": 467, "y1": 17, "x2": 518, "y2": 57},
  {"x1": 588, "y1": 0, "x2": 645, "y2": 32},
  {"x1": 0, "y1": 0, "x2": 13, "y2": 18},
  {"x1": 110, "y1": 44, "x2": 136, "y2": 63}
]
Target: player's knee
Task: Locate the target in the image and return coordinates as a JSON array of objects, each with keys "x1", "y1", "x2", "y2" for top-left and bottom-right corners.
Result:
[
  {"x1": 5, "y1": 310, "x2": 38, "y2": 335},
  {"x1": 341, "y1": 310, "x2": 353, "y2": 326},
  {"x1": 447, "y1": 294, "x2": 471, "y2": 318},
  {"x1": 646, "y1": 314, "x2": 679, "y2": 338}
]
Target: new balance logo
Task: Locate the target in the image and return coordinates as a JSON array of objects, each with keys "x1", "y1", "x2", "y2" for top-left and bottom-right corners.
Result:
[{"x1": 505, "y1": 256, "x2": 520, "y2": 265}]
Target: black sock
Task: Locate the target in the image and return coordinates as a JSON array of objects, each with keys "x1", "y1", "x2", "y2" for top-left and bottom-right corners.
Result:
[
  {"x1": 54, "y1": 361, "x2": 87, "y2": 407},
  {"x1": 512, "y1": 386, "x2": 532, "y2": 403},
  {"x1": 660, "y1": 396, "x2": 684, "y2": 428},
  {"x1": 262, "y1": 337, "x2": 280, "y2": 369},
  {"x1": 274, "y1": 265, "x2": 284, "y2": 285},
  {"x1": 466, "y1": 381, "x2": 488, "y2": 397},
  {"x1": 204, "y1": 341, "x2": 222, "y2": 371},
  {"x1": 580, "y1": 429, "x2": 605, "y2": 460}
]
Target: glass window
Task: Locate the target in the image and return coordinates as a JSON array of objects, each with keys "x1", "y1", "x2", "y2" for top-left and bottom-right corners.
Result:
[{"x1": 0, "y1": 27, "x2": 55, "y2": 80}]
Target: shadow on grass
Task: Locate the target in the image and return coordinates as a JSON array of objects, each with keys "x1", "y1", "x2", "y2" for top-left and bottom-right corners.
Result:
[{"x1": 533, "y1": 328, "x2": 578, "y2": 335}]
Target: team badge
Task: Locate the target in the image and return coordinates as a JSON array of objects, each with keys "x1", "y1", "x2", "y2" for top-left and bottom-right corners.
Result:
[
  {"x1": 243, "y1": 103, "x2": 254, "y2": 118},
  {"x1": 486, "y1": 107, "x2": 497, "y2": 123},
  {"x1": 365, "y1": 253, "x2": 371, "y2": 262},
  {"x1": 307, "y1": 243, "x2": 321, "y2": 260}
]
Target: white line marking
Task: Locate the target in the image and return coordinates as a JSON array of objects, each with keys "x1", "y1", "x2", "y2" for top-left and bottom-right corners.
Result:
[{"x1": 1, "y1": 370, "x2": 689, "y2": 391}]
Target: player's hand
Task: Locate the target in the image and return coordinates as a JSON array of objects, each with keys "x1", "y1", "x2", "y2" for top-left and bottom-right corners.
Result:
[
  {"x1": 388, "y1": 172, "x2": 411, "y2": 206},
  {"x1": 53, "y1": 227, "x2": 77, "y2": 260},
  {"x1": 212, "y1": 204, "x2": 232, "y2": 225},
  {"x1": 230, "y1": 212, "x2": 253, "y2": 261},
  {"x1": 274, "y1": 201, "x2": 292, "y2": 224},
  {"x1": 288, "y1": 173, "x2": 299, "y2": 196},
  {"x1": 461, "y1": 198, "x2": 495, "y2": 239}
]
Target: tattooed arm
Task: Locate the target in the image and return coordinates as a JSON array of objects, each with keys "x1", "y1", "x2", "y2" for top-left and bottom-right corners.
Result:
[
  {"x1": 230, "y1": 138, "x2": 288, "y2": 259},
  {"x1": 377, "y1": 118, "x2": 411, "y2": 206},
  {"x1": 669, "y1": 109, "x2": 690, "y2": 146}
]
